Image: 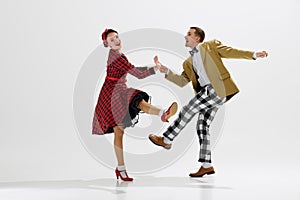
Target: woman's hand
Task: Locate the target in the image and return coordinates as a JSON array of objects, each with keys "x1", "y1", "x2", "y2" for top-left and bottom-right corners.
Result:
[
  {"x1": 153, "y1": 55, "x2": 170, "y2": 74},
  {"x1": 153, "y1": 55, "x2": 161, "y2": 65}
]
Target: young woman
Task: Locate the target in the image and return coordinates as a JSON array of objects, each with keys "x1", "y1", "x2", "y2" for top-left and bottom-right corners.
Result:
[{"x1": 92, "y1": 29, "x2": 178, "y2": 181}]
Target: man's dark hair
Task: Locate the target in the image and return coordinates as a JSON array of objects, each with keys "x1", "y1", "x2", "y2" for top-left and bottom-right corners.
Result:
[{"x1": 190, "y1": 27, "x2": 205, "y2": 43}]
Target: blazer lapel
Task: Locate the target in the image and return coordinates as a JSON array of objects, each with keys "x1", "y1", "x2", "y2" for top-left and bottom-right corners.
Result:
[
  {"x1": 199, "y1": 44, "x2": 206, "y2": 64},
  {"x1": 187, "y1": 56, "x2": 192, "y2": 65}
]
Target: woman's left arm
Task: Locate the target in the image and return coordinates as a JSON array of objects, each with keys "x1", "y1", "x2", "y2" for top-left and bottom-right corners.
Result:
[{"x1": 128, "y1": 65, "x2": 156, "y2": 79}]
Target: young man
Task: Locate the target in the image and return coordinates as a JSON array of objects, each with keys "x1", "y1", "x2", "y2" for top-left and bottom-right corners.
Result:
[{"x1": 149, "y1": 27, "x2": 268, "y2": 177}]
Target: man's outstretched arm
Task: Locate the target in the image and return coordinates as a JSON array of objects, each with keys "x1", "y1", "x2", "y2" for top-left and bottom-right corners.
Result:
[
  {"x1": 160, "y1": 65, "x2": 190, "y2": 88},
  {"x1": 214, "y1": 39, "x2": 268, "y2": 60}
]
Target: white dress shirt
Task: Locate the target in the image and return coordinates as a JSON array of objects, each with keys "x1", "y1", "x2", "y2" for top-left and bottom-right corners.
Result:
[{"x1": 191, "y1": 46, "x2": 211, "y2": 87}]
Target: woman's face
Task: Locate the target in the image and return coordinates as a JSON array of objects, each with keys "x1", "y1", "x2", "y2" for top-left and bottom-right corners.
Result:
[{"x1": 106, "y1": 32, "x2": 121, "y2": 51}]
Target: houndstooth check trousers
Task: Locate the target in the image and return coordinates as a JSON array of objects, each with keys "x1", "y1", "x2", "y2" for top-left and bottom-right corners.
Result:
[{"x1": 163, "y1": 84, "x2": 225, "y2": 163}]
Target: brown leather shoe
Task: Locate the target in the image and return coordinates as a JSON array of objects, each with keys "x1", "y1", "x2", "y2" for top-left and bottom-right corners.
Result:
[
  {"x1": 148, "y1": 134, "x2": 172, "y2": 150},
  {"x1": 189, "y1": 166, "x2": 215, "y2": 177}
]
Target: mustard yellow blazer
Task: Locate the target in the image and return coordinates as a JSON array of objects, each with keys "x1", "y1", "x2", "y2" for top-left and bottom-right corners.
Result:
[{"x1": 166, "y1": 39, "x2": 255, "y2": 101}]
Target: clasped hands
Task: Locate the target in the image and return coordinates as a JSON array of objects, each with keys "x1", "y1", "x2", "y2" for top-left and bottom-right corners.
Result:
[{"x1": 147, "y1": 55, "x2": 168, "y2": 74}]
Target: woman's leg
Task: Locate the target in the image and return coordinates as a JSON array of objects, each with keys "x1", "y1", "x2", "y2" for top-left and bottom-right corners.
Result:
[
  {"x1": 113, "y1": 125, "x2": 125, "y2": 166},
  {"x1": 137, "y1": 99, "x2": 161, "y2": 115},
  {"x1": 113, "y1": 125, "x2": 133, "y2": 181},
  {"x1": 138, "y1": 99, "x2": 178, "y2": 122}
]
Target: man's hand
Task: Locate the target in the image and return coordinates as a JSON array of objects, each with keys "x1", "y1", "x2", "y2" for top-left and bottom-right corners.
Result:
[
  {"x1": 159, "y1": 65, "x2": 169, "y2": 74},
  {"x1": 256, "y1": 51, "x2": 268, "y2": 58}
]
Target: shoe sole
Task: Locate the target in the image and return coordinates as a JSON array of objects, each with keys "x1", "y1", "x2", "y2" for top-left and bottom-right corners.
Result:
[
  {"x1": 148, "y1": 135, "x2": 172, "y2": 150},
  {"x1": 165, "y1": 102, "x2": 178, "y2": 121},
  {"x1": 189, "y1": 171, "x2": 215, "y2": 177}
]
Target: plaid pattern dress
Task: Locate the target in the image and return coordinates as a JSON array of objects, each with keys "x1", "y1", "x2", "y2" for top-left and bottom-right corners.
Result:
[{"x1": 92, "y1": 49, "x2": 155, "y2": 135}]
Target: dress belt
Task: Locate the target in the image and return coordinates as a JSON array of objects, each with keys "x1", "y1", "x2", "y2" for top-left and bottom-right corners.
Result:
[
  {"x1": 106, "y1": 76, "x2": 120, "y2": 81},
  {"x1": 106, "y1": 76, "x2": 126, "y2": 83}
]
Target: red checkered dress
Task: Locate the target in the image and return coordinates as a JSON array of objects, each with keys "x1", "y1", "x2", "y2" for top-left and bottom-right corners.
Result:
[{"x1": 92, "y1": 49, "x2": 155, "y2": 134}]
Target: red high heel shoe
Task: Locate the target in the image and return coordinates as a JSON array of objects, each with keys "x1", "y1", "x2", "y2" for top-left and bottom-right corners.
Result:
[
  {"x1": 161, "y1": 102, "x2": 178, "y2": 122},
  {"x1": 115, "y1": 168, "x2": 133, "y2": 181}
]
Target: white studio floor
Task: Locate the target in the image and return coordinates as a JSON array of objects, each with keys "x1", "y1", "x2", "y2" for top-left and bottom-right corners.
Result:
[{"x1": 0, "y1": 165, "x2": 299, "y2": 200}]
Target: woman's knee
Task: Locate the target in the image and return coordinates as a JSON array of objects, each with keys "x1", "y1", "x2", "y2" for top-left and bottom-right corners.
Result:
[
  {"x1": 114, "y1": 126, "x2": 124, "y2": 137},
  {"x1": 136, "y1": 99, "x2": 146, "y2": 109}
]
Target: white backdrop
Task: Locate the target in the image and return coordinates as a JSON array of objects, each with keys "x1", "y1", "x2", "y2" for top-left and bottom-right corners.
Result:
[{"x1": 0, "y1": 0, "x2": 299, "y2": 182}]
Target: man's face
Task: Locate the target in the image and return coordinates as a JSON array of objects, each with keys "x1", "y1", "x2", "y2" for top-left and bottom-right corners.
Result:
[
  {"x1": 184, "y1": 28, "x2": 200, "y2": 48},
  {"x1": 106, "y1": 32, "x2": 122, "y2": 51}
]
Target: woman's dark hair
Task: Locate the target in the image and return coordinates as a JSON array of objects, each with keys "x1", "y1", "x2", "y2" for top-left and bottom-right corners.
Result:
[
  {"x1": 190, "y1": 27, "x2": 205, "y2": 43},
  {"x1": 101, "y1": 28, "x2": 118, "y2": 47}
]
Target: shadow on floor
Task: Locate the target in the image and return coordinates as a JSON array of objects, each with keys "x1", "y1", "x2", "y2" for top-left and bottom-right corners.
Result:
[{"x1": 0, "y1": 176, "x2": 232, "y2": 194}]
